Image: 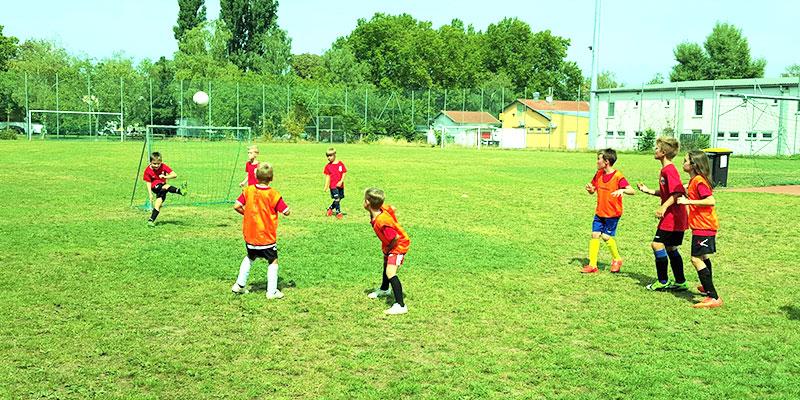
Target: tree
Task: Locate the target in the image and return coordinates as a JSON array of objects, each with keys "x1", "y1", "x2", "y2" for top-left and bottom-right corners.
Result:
[
  {"x1": 670, "y1": 23, "x2": 765, "y2": 82},
  {"x1": 174, "y1": 0, "x2": 207, "y2": 42},
  {"x1": 0, "y1": 25, "x2": 19, "y2": 71},
  {"x1": 220, "y1": 0, "x2": 280, "y2": 72},
  {"x1": 648, "y1": 73, "x2": 665, "y2": 85},
  {"x1": 147, "y1": 57, "x2": 178, "y2": 126},
  {"x1": 597, "y1": 70, "x2": 621, "y2": 89},
  {"x1": 291, "y1": 53, "x2": 324, "y2": 80},
  {"x1": 250, "y1": 26, "x2": 291, "y2": 76},
  {"x1": 782, "y1": 64, "x2": 800, "y2": 77},
  {"x1": 173, "y1": 20, "x2": 240, "y2": 80},
  {"x1": 321, "y1": 44, "x2": 368, "y2": 85}
]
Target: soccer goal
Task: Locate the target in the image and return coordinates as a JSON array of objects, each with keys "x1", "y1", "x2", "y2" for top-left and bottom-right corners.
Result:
[
  {"x1": 129, "y1": 125, "x2": 252, "y2": 209},
  {"x1": 714, "y1": 93, "x2": 800, "y2": 156},
  {"x1": 437, "y1": 125, "x2": 493, "y2": 149},
  {"x1": 26, "y1": 109, "x2": 124, "y2": 141}
]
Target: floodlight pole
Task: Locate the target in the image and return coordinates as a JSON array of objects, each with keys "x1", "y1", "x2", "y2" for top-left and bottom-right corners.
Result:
[{"x1": 588, "y1": 0, "x2": 602, "y2": 150}]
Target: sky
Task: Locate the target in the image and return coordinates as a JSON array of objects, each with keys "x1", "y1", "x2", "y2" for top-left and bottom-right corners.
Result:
[{"x1": 2, "y1": 0, "x2": 798, "y2": 85}]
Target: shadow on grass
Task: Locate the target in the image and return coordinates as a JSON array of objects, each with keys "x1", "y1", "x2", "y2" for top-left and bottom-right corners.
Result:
[
  {"x1": 568, "y1": 257, "x2": 610, "y2": 271},
  {"x1": 780, "y1": 305, "x2": 800, "y2": 321},
  {"x1": 156, "y1": 220, "x2": 187, "y2": 227},
  {"x1": 249, "y1": 277, "x2": 297, "y2": 293},
  {"x1": 362, "y1": 287, "x2": 407, "y2": 305},
  {"x1": 618, "y1": 271, "x2": 697, "y2": 303}
]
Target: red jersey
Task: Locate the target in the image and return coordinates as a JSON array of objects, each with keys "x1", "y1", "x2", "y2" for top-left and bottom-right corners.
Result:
[
  {"x1": 324, "y1": 161, "x2": 347, "y2": 189},
  {"x1": 245, "y1": 161, "x2": 258, "y2": 186},
  {"x1": 237, "y1": 186, "x2": 288, "y2": 245},
  {"x1": 143, "y1": 163, "x2": 173, "y2": 188},
  {"x1": 686, "y1": 175, "x2": 719, "y2": 235},
  {"x1": 658, "y1": 163, "x2": 688, "y2": 231},
  {"x1": 371, "y1": 205, "x2": 410, "y2": 254},
  {"x1": 591, "y1": 169, "x2": 630, "y2": 218}
]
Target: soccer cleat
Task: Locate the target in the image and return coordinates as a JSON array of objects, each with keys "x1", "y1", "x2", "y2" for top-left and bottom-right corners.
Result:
[
  {"x1": 671, "y1": 281, "x2": 690, "y2": 291},
  {"x1": 367, "y1": 289, "x2": 391, "y2": 299},
  {"x1": 231, "y1": 283, "x2": 249, "y2": 294},
  {"x1": 692, "y1": 296, "x2": 723, "y2": 309},
  {"x1": 646, "y1": 279, "x2": 672, "y2": 291},
  {"x1": 697, "y1": 285, "x2": 709, "y2": 295},
  {"x1": 336, "y1": 213, "x2": 343, "y2": 220},
  {"x1": 266, "y1": 290, "x2": 284, "y2": 300},
  {"x1": 180, "y1": 181, "x2": 189, "y2": 196},
  {"x1": 610, "y1": 259, "x2": 623, "y2": 273},
  {"x1": 147, "y1": 220, "x2": 156, "y2": 227},
  {"x1": 580, "y1": 265, "x2": 599, "y2": 274},
  {"x1": 326, "y1": 208, "x2": 333, "y2": 217},
  {"x1": 384, "y1": 303, "x2": 408, "y2": 315}
]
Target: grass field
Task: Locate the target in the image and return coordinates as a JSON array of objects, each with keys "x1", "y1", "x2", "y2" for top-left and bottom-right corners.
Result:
[{"x1": 1, "y1": 141, "x2": 799, "y2": 399}]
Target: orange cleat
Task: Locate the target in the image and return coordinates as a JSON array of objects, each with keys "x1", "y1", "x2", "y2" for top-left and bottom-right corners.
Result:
[
  {"x1": 336, "y1": 213, "x2": 343, "y2": 220},
  {"x1": 692, "y1": 296, "x2": 723, "y2": 309},
  {"x1": 610, "y1": 259, "x2": 623, "y2": 273},
  {"x1": 326, "y1": 209, "x2": 333, "y2": 217},
  {"x1": 581, "y1": 265, "x2": 599, "y2": 274}
]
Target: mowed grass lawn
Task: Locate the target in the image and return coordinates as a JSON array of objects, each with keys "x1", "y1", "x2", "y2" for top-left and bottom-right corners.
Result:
[{"x1": 1, "y1": 141, "x2": 799, "y2": 399}]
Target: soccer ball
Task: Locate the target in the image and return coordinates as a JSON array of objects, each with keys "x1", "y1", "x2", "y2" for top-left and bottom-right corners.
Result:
[{"x1": 193, "y1": 91, "x2": 209, "y2": 106}]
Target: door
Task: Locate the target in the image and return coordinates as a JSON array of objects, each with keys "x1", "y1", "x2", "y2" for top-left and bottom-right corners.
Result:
[{"x1": 567, "y1": 131, "x2": 577, "y2": 150}]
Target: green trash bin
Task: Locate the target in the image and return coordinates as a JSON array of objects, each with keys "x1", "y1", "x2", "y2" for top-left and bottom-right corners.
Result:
[{"x1": 703, "y1": 148, "x2": 733, "y2": 187}]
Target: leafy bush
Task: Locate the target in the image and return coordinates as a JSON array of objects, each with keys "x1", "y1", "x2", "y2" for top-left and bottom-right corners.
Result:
[
  {"x1": 636, "y1": 128, "x2": 656, "y2": 152},
  {"x1": 0, "y1": 129, "x2": 18, "y2": 140},
  {"x1": 679, "y1": 133, "x2": 710, "y2": 152}
]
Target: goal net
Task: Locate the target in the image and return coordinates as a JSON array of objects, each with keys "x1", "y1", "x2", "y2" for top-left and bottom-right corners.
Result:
[
  {"x1": 130, "y1": 125, "x2": 252, "y2": 209},
  {"x1": 714, "y1": 93, "x2": 800, "y2": 156}
]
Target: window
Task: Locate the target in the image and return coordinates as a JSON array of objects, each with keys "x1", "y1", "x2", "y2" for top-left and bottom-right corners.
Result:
[
  {"x1": 762, "y1": 131, "x2": 773, "y2": 140},
  {"x1": 635, "y1": 131, "x2": 643, "y2": 137},
  {"x1": 772, "y1": 99, "x2": 778, "y2": 107},
  {"x1": 608, "y1": 102, "x2": 615, "y2": 117},
  {"x1": 665, "y1": 100, "x2": 671, "y2": 107},
  {"x1": 729, "y1": 131, "x2": 739, "y2": 139},
  {"x1": 717, "y1": 131, "x2": 725, "y2": 138},
  {"x1": 694, "y1": 100, "x2": 703, "y2": 116},
  {"x1": 617, "y1": 131, "x2": 626, "y2": 137},
  {"x1": 606, "y1": 131, "x2": 614, "y2": 137},
  {"x1": 747, "y1": 131, "x2": 758, "y2": 140},
  {"x1": 692, "y1": 129, "x2": 702, "y2": 135},
  {"x1": 634, "y1": 100, "x2": 639, "y2": 108}
]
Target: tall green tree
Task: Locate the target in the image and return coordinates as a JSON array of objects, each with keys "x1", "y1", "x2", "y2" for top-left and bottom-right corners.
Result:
[
  {"x1": 0, "y1": 25, "x2": 19, "y2": 71},
  {"x1": 146, "y1": 57, "x2": 178, "y2": 126},
  {"x1": 174, "y1": 20, "x2": 240, "y2": 80},
  {"x1": 597, "y1": 70, "x2": 621, "y2": 89},
  {"x1": 291, "y1": 53, "x2": 324, "y2": 80},
  {"x1": 174, "y1": 0, "x2": 207, "y2": 42},
  {"x1": 219, "y1": 0, "x2": 280, "y2": 72},
  {"x1": 321, "y1": 43, "x2": 368, "y2": 85},
  {"x1": 670, "y1": 23, "x2": 765, "y2": 82}
]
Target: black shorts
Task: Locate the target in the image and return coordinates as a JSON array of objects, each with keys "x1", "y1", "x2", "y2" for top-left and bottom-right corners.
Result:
[
  {"x1": 245, "y1": 243, "x2": 278, "y2": 263},
  {"x1": 690, "y1": 235, "x2": 716, "y2": 257},
  {"x1": 653, "y1": 229, "x2": 685, "y2": 247},
  {"x1": 152, "y1": 183, "x2": 167, "y2": 200},
  {"x1": 330, "y1": 187, "x2": 345, "y2": 200}
]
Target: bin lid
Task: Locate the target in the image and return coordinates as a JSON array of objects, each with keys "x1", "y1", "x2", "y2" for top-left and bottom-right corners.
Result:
[{"x1": 703, "y1": 147, "x2": 733, "y2": 154}]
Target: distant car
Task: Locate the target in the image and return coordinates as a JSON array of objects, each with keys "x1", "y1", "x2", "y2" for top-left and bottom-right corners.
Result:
[{"x1": 0, "y1": 122, "x2": 45, "y2": 136}]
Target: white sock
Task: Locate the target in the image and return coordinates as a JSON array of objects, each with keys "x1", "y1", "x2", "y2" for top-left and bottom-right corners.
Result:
[
  {"x1": 236, "y1": 257, "x2": 252, "y2": 288},
  {"x1": 267, "y1": 263, "x2": 279, "y2": 294}
]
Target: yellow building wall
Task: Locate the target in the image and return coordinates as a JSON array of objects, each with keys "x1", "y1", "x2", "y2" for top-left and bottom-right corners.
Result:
[{"x1": 498, "y1": 102, "x2": 589, "y2": 149}]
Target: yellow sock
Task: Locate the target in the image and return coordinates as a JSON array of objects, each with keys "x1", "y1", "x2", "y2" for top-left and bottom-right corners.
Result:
[
  {"x1": 588, "y1": 238, "x2": 601, "y2": 267},
  {"x1": 606, "y1": 237, "x2": 621, "y2": 260}
]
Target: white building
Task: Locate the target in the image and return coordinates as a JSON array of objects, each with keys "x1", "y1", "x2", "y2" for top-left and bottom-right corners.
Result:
[{"x1": 591, "y1": 77, "x2": 800, "y2": 155}]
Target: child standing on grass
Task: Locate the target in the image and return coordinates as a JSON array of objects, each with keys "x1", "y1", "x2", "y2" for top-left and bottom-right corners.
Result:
[
  {"x1": 582, "y1": 148, "x2": 635, "y2": 273},
  {"x1": 231, "y1": 162, "x2": 291, "y2": 299},
  {"x1": 364, "y1": 188, "x2": 410, "y2": 315},
  {"x1": 323, "y1": 147, "x2": 347, "y2": 219},
  {"x1": 143, "y1": 152, "x2": 187, "y2": 227},
  {"x1": 239, "y1": 145, "x2": 260, "y2": 187},
  {"x1": 677, "y1": 150, "x2": 723, "y2": 308},
  {"x1": 637, "y1": 137, "x2": 689, "y2": 291}
]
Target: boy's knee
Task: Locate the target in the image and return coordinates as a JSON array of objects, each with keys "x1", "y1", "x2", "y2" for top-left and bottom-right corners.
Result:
[
  {"x1": 601, "y1": 234, "x2": 612, "y2": 241},
  {"x1": 650, "y1": 242, "x2": 664, "y2": 251},
  {"x1": 590, "y1": 232, "x2": 601, "y2": 239}
]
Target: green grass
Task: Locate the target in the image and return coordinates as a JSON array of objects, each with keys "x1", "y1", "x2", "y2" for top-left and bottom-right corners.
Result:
[{"x1": 1, "y1": 142, "x2": 799, "y2": 399}]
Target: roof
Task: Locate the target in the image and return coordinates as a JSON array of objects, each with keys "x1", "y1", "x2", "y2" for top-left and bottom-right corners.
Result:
[
  {"x1": 518, "y1": 99, "x2": 590, "y2": 112},
  {"x1": 592, "y1": 77, "x2": 800, "y2": 94},
  {"x1": 437, "y1": 110, "x2": 500, "y2": 125}
]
